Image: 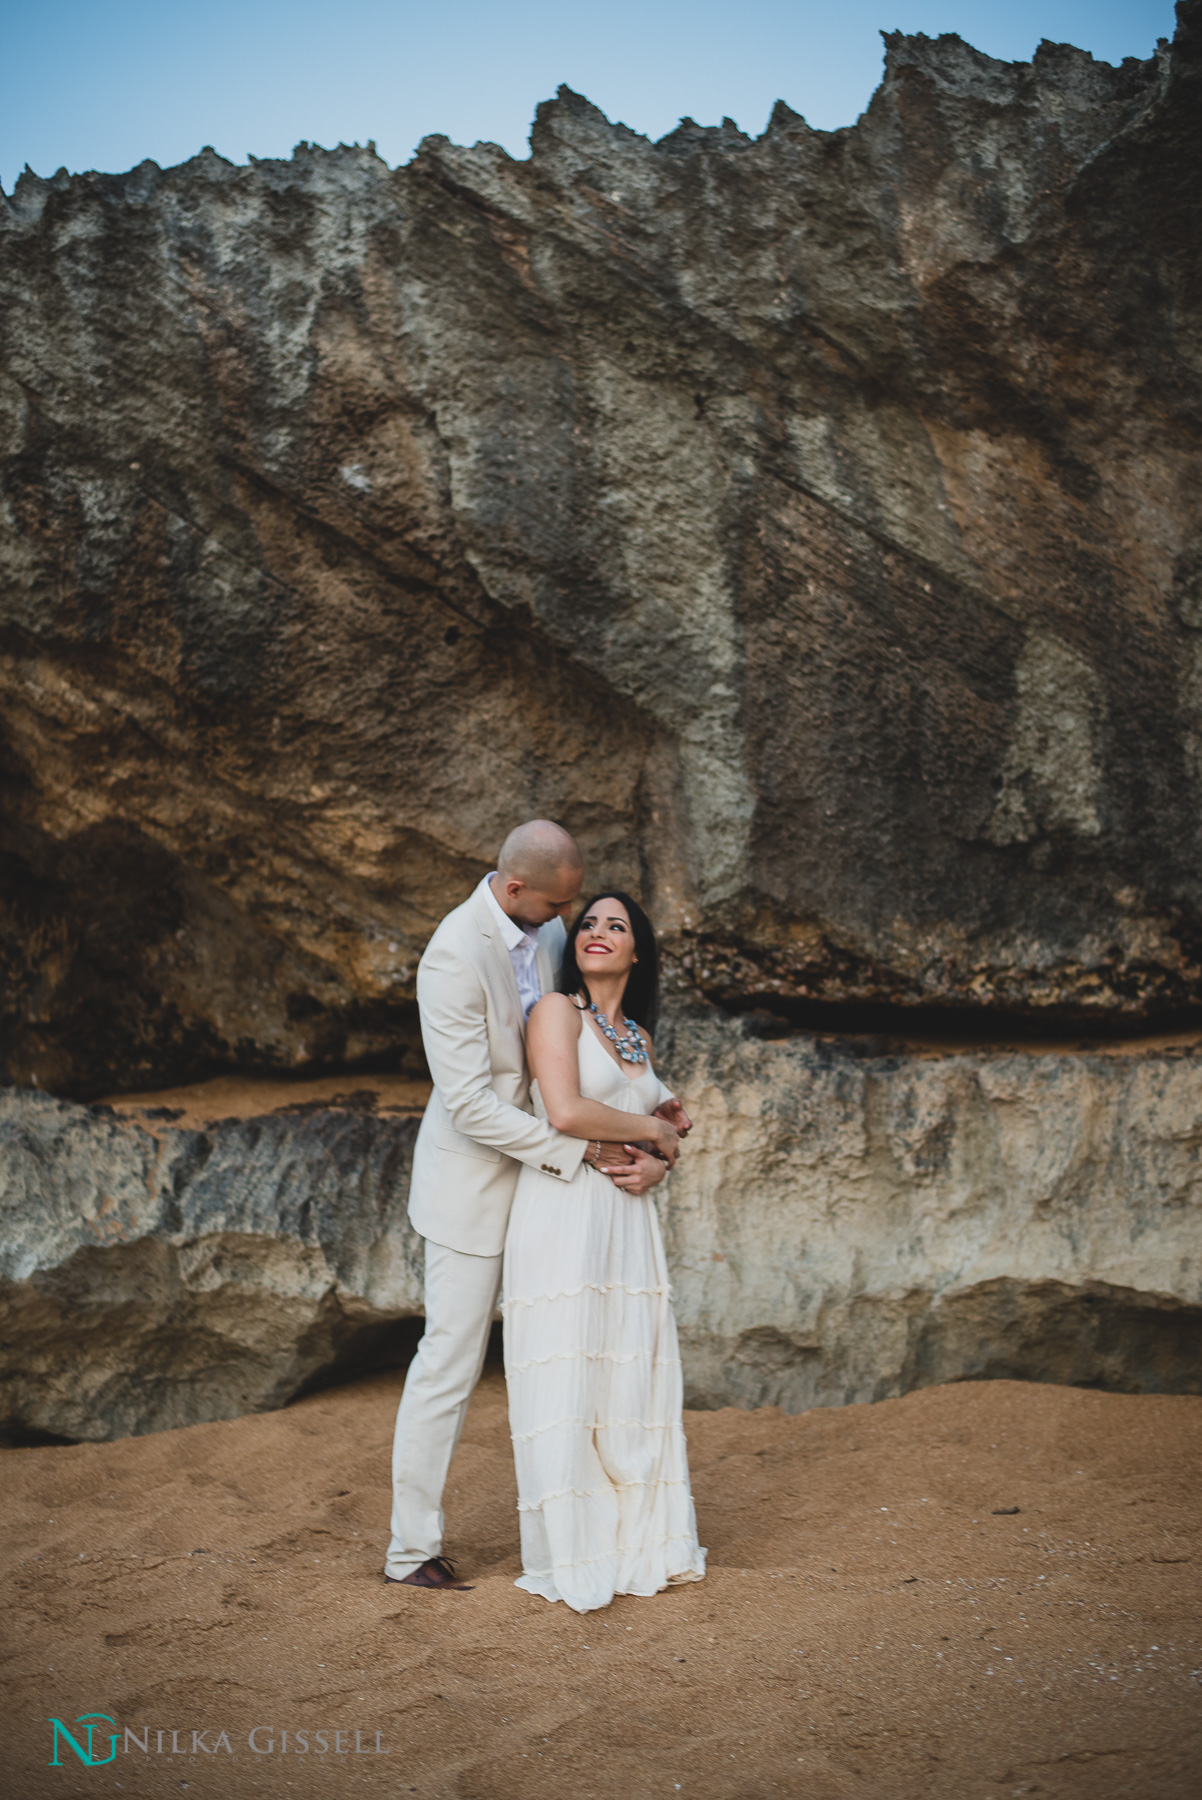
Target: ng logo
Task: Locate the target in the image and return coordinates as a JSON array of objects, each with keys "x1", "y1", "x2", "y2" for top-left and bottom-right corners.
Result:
[{"x1": 48, "y1": 1713, "x2": 118, "y2": 1767}]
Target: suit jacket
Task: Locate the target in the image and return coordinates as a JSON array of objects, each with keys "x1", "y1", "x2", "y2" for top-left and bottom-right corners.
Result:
[{"x1": 408, "y1": 881, "x2": 588, "y2": 1256}]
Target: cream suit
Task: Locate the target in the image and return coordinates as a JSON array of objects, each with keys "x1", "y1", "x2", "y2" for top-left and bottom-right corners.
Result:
[{"x1": 386, "y1": 879, "x2": 588, "y2": 1580}]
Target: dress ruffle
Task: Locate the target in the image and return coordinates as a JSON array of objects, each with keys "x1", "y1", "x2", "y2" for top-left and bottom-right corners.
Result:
[
  {"x1": 512, "y1": 1415, "x2": 686, "y2": 1443},
  {"x1": 502, "y1": 1281, "x2": 669, "y2": 1309}
]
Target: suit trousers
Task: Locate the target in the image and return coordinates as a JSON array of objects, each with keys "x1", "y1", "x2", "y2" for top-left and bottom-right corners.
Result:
[{"x1": 385, "y1": 1236, "x2": 503, "y2": 1579}]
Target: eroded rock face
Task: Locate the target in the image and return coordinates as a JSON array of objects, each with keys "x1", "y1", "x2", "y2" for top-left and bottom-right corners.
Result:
[
  {"x1": 2, "y1": 13, "x2": 1201, "y2": 1093},
  {"x1": 0, "y1": 1085, "x2": 424, "y2": 1440},
  {"x1": 2, "y1": 1024, "x2": 1199, "y2": 1443},
  {"x1": 657, "y1": 1009, "x2": 1202, "y2": 1411}
]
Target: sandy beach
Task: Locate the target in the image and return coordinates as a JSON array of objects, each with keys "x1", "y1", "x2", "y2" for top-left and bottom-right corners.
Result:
[{"x1": 4, "y1": 1367, "x2": 1200, "y2": 1799}]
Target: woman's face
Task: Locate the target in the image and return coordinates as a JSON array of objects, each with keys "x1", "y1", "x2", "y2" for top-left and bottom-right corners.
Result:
[{"x1": 575, "y1": 897, "x2": 636, "y2": 982}]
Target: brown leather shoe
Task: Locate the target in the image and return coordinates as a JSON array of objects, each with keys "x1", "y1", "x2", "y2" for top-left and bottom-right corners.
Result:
[{"x1": 385, "y1": 1556, "x2": 473, "y2": 1591}]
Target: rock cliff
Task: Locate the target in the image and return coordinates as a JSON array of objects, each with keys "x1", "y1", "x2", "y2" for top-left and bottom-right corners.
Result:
[
  {"x1": 0, "y1": 1081, "x2": 425, "y2": 1440},
  {"x1": 3, "y1": 1033, "x2": 1199, "y2": 1442},
  {"x1": 3, "y1": 13, "x2": 1202, "y2": 1435},
  {"x1": 2, "y1": 9, "x2": 1201, "y2": 1093}
]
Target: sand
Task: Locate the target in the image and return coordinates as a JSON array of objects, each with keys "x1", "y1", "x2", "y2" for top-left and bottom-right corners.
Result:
[
  {"x1": 98, "y1": 1073, "x2": 432, "y2": 1128},
  {"x1": 4, "y1": 1371, "x2": 1200, "y2": 1799}
]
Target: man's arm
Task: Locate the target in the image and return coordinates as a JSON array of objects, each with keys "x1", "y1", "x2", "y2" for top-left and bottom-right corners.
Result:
[{"x1": 417, "y1": 940, "x2": 587, "y2": 1181}]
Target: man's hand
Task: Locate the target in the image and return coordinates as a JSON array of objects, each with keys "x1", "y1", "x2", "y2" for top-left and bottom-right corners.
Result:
[
  {"x1": 654, "y1": 1098, "x2": 692, "y2": 1138},
  {"x1": 599, "y1": 1144, "x2": 669, "y2": 1196}
]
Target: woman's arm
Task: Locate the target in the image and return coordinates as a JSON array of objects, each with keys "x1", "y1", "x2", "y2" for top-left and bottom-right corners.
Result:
[{"x1": 526, "y1": 995, "x2": 678, "y2": 1163}]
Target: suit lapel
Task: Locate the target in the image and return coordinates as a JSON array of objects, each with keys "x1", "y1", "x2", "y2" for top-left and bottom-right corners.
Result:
[
  {"x1": 538, "y1": 915, "x2": 568, "y2": 1000},
  {"x1": 535, "y1": 933, "x2": 555, "y2": 1003},
  {"x1": 472, "y1": 884, "x2": 523, "y2": 1020}
]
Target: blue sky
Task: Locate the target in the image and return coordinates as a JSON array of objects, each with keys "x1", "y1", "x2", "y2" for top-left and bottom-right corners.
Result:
[{"x1": 2, "y1": 1, "x2": 1177, "y2": 194}]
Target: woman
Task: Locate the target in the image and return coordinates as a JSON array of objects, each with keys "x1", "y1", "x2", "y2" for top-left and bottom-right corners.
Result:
[{"x1": 503, "y1": 890, "x2": 707, "y2": 1613}]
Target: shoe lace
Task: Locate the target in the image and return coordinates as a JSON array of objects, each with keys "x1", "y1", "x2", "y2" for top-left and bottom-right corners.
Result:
[{"x1": 430, "y1": 1556, "x2": 459, "y2": 1579}]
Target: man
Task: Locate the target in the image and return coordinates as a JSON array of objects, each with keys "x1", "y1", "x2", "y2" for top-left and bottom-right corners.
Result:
[{"x1": 386, "y1": 820, "x2": 682, "y2": 1589}]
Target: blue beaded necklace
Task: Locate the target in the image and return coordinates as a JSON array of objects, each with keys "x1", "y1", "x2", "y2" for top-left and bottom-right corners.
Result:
[{"x1": 588, "y1": 999, "x2": 649, "y2": 1065}]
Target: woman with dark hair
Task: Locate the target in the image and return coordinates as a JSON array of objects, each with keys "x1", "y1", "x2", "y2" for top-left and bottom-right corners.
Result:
[{"x1": 502, "y1": 891, "x2": 707, "y2": 1613}]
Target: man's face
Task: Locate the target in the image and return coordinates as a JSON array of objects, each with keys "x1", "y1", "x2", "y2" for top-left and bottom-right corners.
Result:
[{"x1": 503, "y1": 864, "x2": 583, "y2": 929}]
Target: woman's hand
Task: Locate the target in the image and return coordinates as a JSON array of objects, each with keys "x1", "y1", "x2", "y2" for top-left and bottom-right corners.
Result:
[
  {"x1": 600, "y1": 1144, "x2": 670, "y2": 1195},
  {"x1": 653, "y1": 1097, "x2": 692, "y2": 1138},
  {"x1": 646, "y1": 1115, "x2": 680, "y2": 1167}
]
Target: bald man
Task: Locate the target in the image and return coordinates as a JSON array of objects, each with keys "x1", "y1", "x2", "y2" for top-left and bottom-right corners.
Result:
[{"x1": 386, "y1": 822, "x2": 614, "y2": 1587}]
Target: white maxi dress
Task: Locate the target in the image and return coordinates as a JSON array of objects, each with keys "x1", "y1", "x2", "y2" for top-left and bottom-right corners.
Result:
[{"x1": 502, "y1": 1020, "x2": 707, "y2": 1613}]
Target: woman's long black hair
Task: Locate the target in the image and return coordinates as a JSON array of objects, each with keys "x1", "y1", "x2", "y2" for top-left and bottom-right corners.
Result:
[{"x1": 558, "y1": 890, "x2": 660, "y2": 1034}]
